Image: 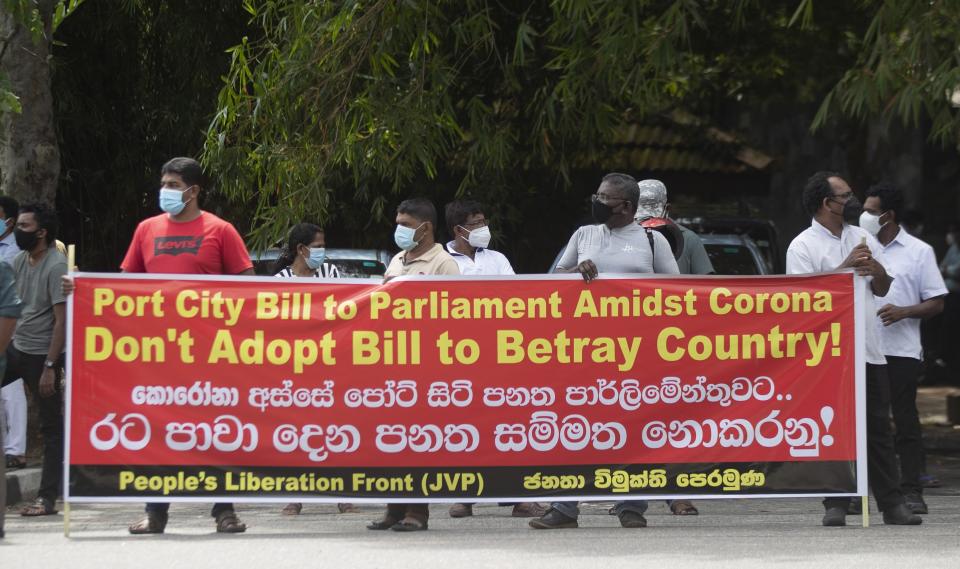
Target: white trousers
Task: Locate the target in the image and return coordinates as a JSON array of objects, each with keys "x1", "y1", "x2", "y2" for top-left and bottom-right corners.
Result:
[{"x1": 1, "y1": 378, "x2": 26, "y2": 456}]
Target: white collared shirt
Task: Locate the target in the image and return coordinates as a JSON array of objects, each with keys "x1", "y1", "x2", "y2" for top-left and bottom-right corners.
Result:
[
  {"x1": 874, "y1": 228, "x2": 947, "y2": 360},
  {"x1": 445, "y1": 241, "x2": 515, "y2": 276},
  {"x1": 786, "y1": 219, "x2": 887, "y2": 365},
  {"x1": 0, "y1": 231, "x2": 18, "y2": 266}
]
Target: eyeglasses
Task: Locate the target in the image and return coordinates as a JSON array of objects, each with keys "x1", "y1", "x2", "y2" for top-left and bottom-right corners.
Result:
[
  {"x1": 592, "y1": 194, "x2": 626, "y2": 204},
  {"x1": 461, "y1": 219, "x2": 488, "y2": 229},
  {"x1": 830, "y1": 191, "x2": 854, "y2": 202}
]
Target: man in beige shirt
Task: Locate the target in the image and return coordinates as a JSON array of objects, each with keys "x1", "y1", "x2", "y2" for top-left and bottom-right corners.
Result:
[
  {"x1": 369, "y1": 198, "x2": 458, "y2": 532},
  {"x1": 383, "y1": 198, "x2": 460, "y2": 280}
]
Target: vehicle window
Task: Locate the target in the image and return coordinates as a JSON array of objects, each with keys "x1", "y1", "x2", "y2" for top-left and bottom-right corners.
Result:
[
  {"x1": 704, "y1": 245, "x2": 761, "y2": 275},
  {"x1": 330, "y1": 259, "x2": 387, "y2": 279}
]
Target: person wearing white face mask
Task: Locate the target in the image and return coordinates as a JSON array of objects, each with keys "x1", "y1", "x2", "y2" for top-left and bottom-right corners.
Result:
[
  {"x1": 861, "y1": 183, "x2": 947, "y2": 517},
  {"x1": 441, "y1": 200, "x2": 548, "y2": 520},
  {"x1": 443, "y1": 200, "x2": 515, "y2": 277}
]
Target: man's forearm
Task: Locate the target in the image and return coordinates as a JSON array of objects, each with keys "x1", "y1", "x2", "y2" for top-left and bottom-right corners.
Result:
[
  {"x1": 871, "y1": 270, "x2": 892, "y2": 297},
  {"x1": 904, "y1": 297, "x2": 945, "y2": 320},
  {"x1": 46, "y1": 307, "x2": 66, "y2": 363}
]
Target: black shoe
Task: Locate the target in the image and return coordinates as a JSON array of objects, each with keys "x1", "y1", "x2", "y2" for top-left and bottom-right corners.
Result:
[
  {"x1": 882, "y1": 504, "x2": 922, "y2": 525},
  {"x1": 846, "y1": 499, "x2": 862, "y2": 515},
  {"x1": 905, "y1": 493, "x2": 928, "y2": 515},
  {"x1": 822, "y1": 506, "x2": 847, "y2": 527},
  {"x1": 528, "y1": 508, "x2": 578, "y2": 529},
  {"x1": 617, "y1": 510, "x2": 648, "y2": 528}
]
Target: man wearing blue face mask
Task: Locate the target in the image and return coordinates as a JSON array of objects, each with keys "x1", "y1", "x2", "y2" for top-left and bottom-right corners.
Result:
[
  {"x1": 368, "y1": 198, "x2": 458, "y2": 533},
  {"x1": 382, "y1": 198, "x2": 460, "y2": 283}
]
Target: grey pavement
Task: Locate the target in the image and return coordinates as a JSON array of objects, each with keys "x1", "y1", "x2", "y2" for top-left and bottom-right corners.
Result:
[{"x1": 4, "y1": 387, "x2": 960, "y2": 567}]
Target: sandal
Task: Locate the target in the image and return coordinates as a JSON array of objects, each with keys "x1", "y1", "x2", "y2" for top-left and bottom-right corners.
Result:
[
  {"x1": 5, "y1": 454, "x2": 26, "y2": 470},
  {"x1": 390, "y1": 516, "x2": 428, "y2": 532},
  {"x1": 281, "y1": 503, "x2": 302, "y2": 515},
  {"x1": 366, "y1": 516, "x2": 398, "y2": 530},
  {"x1": 215, "y1": 510, "x2": 247, "y2": 533},
  {"x1": 337, "y1": 503, "x2": 360, "y2": 514},
  {"x1": 129, "y1": 511, "x2": 168, "y2": 534},
  {"x1": 670, "y1": 500, "x2": 699, "y2": 516},
  {"x1": 20, "y1": 497, "x2": 57, "y2": 516}
]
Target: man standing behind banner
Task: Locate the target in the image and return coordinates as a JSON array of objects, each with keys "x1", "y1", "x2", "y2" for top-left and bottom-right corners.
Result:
[
  {"x1": 530, "y1": 172, "x2": 679, "y2": 530},
  {"x1": 862, "y1": 182, "x2": 945, "y2": 516},
  {"x1": 442, "y1": 199, "x2": 547, "y2": 520},
  {"x1": 368, "y1": 198, "x2": 459, "y2": 533},
  {"x1": 0, "y1": 196, "x2": 27, "y2": 473},
  {"x1": 66, "y1": 157, "x2": 254, "y2": 534},
  {"x1": 0, "y1": 255, "x2": 22, "y2": 538},
  {"x1": 786, "y1": 171, "x2": 920, "y2": 527}
]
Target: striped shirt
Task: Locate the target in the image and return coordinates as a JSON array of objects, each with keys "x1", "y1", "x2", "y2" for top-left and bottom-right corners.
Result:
[{"x1": 275, "y1": 263, "x2": 341, "y2": 279}]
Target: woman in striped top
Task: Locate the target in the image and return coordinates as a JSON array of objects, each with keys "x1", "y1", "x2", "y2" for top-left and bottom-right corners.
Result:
[
  {"x1": 273, "y1": 222, "x2": 341, "y2": 278},
  {"x1": 274, "y1": 223, "x2": 357, "y2": 515}
]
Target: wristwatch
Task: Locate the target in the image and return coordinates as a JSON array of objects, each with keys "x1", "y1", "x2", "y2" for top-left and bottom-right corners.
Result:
[{"x1": 43, "y1": 359, "x2": 56, "y2": 369}]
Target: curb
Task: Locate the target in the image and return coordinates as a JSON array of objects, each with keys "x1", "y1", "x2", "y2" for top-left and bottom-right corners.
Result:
[{"x1": 4, "y1": 466, "x2": 41, "y2": 505}]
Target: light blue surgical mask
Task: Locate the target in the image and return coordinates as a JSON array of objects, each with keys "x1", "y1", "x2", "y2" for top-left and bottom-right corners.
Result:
[
  {"x1": 394, "y1": 222, "x2": 424, "y2": 251},
  {"x1": 305, "y1": 247, "x2": 326, "y2": 270},
  {"x1": 159, "y1": 186, "x2": 194, "y2": 215}
]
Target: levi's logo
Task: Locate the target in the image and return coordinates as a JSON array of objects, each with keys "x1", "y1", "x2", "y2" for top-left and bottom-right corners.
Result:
[{"x1": 154, "y1": 235, "x2": 204, "y2": 256}]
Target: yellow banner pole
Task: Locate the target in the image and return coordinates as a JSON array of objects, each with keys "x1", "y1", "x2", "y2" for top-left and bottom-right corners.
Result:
[{"x1": 861, "y1": 496, "x2": 869, "y2": 528}]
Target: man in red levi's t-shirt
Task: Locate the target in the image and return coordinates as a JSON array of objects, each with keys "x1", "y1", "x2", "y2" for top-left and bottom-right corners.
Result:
[{"x1": 125, "y1": 158, "x2": 252, "y2": 534}]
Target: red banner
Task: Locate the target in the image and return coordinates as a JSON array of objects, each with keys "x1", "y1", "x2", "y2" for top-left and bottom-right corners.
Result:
[{"x1": 66, "y1": 273, "x2": 865, "y2": 501}]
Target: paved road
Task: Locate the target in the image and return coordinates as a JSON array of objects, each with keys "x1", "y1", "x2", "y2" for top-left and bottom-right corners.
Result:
[{"x1": 4, "y1": 470, "x2": 960, "y2": 569}]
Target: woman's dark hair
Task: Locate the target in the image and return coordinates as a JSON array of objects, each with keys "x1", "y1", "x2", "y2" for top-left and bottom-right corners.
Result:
[{"x1": 273, "y1": 223, "x2": 323, "y2": 273}]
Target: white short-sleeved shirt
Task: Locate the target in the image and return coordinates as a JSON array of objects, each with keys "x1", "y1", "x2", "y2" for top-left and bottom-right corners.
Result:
[
  {"x1": 445, "y1": 241, "x2": 515, "y2": 276},
  {"x1": 0, "y1": 231, "x2": 19, "y2": 266},
  {"x1": 874, "y1": 228, "x2": 947, "y2": 360},
  {"x1": 557, "y1": 223, "x2": 680, "y2": 275},
  {"x1": 786, "y1": 220, "x2": 887, "y2": 365}
]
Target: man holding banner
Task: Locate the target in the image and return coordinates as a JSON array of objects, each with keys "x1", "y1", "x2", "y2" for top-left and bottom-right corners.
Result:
[
  {"x1": 120, "y1": 157, "x2": 254, "y2": 534},
  {"x1": 786, "y1": 171, "x2": 920, "y2": 527},
  {"x1": 530, "y1": 173, "x2": 679, "y2": 530},
  {"x1": 367, "y1": 197, "x2": 459, "y2": 532}
]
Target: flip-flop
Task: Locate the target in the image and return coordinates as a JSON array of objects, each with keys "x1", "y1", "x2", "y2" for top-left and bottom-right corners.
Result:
[
  {"x1": 5, "y1": 455, "x2": 26, "y2": 470},
  {"x1": 390, "y1": 517, "x2": 428, "y2": 532},
  {"x1": 20, "y1": 497, "x2": 57, "y2": 516}
]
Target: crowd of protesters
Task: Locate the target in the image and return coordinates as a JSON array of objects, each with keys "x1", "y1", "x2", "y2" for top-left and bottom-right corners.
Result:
[{"x1": 0, "y1": 158, "x2": 951, "y2": 537}]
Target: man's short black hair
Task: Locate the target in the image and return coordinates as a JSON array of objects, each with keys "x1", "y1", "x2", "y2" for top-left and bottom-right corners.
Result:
[
  {"x1": 445, "y1": 199, "x2": 484, "y2": 238},
  {"x1": 866, "y1": 181, "x2": 905, "y2": 222},
  {"x1": 20, "y1": 203, "x2": 59, "y2": 245},
  {"x1": 397, "y1": 198, "x2": 437, "y2": 227},
  {"x1": 601, "y1": 172, "x2": 639, "y2": 213},
  {"x1": 161, "y1": 157, "x2": 211, "y2": 190},
  {"x1": 802, "y1": 171, "x2": 843, "y2": 216},
  {"x1": 0, "y1": 196, "x2": 19, "y2": 220}
]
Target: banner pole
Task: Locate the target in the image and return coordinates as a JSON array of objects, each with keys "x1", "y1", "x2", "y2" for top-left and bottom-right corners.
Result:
[
  {"x1": 861, "y1": 496, "x2": 869, "y2": 528},
  {"x1": 65, "y1": 244, "x2": 75, "y2": 538}
]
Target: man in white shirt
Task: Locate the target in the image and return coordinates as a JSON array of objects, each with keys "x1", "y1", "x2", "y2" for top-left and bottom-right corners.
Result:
[
  {"x1": 443, "y1": 199, "x2": 546, "y2": 520},
  {"x1": 0, "y1": 196, "x2": 25, "y2": 472},
  {"x1": 444, "y1": 199, "x2": 515, "y2": 276},
  {"x1": 786, "y1": 171, "x2": 920, "y2": 527},
  {"x1": 862, "y1": 182, "x2": 946, "y2": 515}
]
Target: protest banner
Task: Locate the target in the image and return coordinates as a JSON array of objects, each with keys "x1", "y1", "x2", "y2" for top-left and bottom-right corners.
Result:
[{"x1": 65, "y1": 272, "x2": 865, "y2": 502}]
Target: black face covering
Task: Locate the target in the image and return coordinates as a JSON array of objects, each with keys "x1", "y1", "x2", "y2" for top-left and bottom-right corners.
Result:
[
  {"x1": 841, "y1": 197, "x2": 862, "y2": 224},
  {"x1": 14, "y1": 228, "x2": 39, "y2": 251},
  {"x1": 592, "y1": 200, "x2": 615, "y2": 224}
]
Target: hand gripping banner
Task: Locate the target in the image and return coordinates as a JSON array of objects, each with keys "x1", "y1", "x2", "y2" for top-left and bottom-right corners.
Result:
[{"x1": 65, "y1": 273, "x2": 866, "y2": 503}]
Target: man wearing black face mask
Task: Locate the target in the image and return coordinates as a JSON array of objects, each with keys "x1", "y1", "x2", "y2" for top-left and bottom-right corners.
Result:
[
  {"x1": 553, "y1": 173, "x2": 679, "y2": 284},
  {"x1": 531, "y1": 173, "x2": 678, "y2": 531},
  {"x1": 786, "y1": 172, "x2": 920, "y2": 527},
  {"x1": 3, "y1": 204, "x2": 68, "y2": 517}
]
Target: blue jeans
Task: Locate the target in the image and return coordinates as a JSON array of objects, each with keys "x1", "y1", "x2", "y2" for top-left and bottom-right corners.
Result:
[{"x1": 551, "y1": 500, "x2": 648, "y2": 518}]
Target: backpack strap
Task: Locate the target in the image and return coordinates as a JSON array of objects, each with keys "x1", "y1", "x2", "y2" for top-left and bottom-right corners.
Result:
[{"x1": 644, "y1": 228, "x2": 655, "y2": 265}]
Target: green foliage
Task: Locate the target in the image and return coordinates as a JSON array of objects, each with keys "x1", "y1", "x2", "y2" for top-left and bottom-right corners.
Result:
[{"x1": 812, "y1": 0, "x2": 960, "y2": 147}]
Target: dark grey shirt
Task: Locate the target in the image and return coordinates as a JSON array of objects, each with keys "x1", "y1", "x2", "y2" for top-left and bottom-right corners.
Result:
[{"x1": 11, "y1": 248, "x2": 67, "y2": 355}]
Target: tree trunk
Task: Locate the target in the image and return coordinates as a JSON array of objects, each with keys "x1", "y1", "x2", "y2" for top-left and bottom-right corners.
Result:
[{"x1": 0, "y1": 1, "x2": 60, "y2": 206}]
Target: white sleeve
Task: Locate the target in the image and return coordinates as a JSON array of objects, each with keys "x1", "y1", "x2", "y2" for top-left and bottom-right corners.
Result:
[
  {"x1": 497, "y1": 251, "x2": 516, "y2": 275},
  {"x1": 555, "y1": 229, "x2": 582, "y2": 271},
  {"x1": 786, "y1": 241, "x2": 815, "y2": 274},
  {"x1": 919, "y1": 245, "x2": 948, "y2": 300}
]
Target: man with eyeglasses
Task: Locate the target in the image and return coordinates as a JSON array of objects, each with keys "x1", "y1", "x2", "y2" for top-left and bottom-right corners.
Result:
[
  {"x1": 786, "y1": 171, "x2": 920, "y2": 527},
  {"x1": 530, "y1": 172, "x2": 678, "y2": 530},
  {"x1": 442, "y1": 199, "x2": 548, "y2": 520}
]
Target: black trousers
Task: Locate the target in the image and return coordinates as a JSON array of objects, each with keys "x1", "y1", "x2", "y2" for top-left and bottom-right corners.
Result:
[
  {"x1": 887, "y1": 356, "x2": 924, "y2": 495},
  {"x1": 3, "y1": 347, "x2": 64, "y2": 504},
  {"x1": 824, "y1": 364, "x2": 904, "y2": 512}
]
